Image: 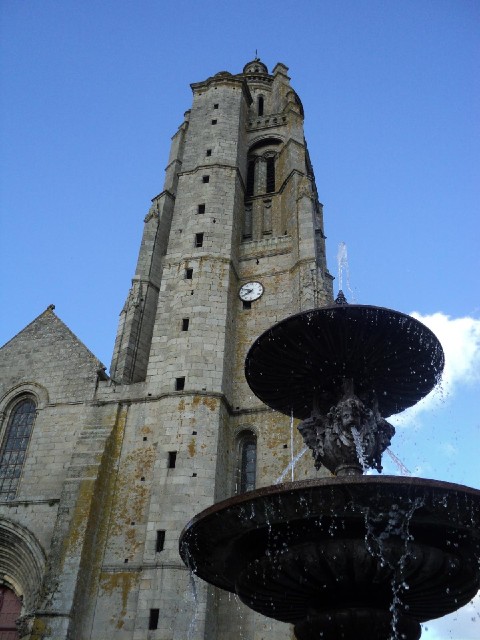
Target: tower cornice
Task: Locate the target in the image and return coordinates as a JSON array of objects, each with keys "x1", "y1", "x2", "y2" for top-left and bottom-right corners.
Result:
[{"x1": 190, "y1": 73, "x2": 252, "y2": 105}]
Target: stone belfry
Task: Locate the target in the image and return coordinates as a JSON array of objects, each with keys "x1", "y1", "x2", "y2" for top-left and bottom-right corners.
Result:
[
  {"x1": 0, "y1": 59, "x2": 332, "y2": 640},
  {"x1": 101, "y1": 58, "x2": 333, "y2": 639},
  {"x1": 111, "y1": 58, "x2": 332, "y2": 386}
]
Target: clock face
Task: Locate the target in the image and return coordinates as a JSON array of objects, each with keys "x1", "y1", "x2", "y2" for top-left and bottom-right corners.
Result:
[{"x1": 239, "y1": 281, "x2": 264, "y2": 302}]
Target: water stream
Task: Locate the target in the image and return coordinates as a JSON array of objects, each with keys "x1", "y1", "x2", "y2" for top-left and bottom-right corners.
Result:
[
  {"x1": 180, "y1": 541, "x2": 200, "y2": 639},
  {"x1": 275, "y1": 446, "x2": 309, "y2": 484},
  {"x1": 385, "y1": 448, "x2": 411, "y2": 476},
  {"x1": 364, "y1": 496, "x2": 425, "y2": 640},
  {"x1": 351, "y1": 426, "x2": 368, "y2": 471},
  {"x1": 337, "y1": 241, "x2": 355, "y2": 300},
  {"x1": 290, "y1": 410, "x2": 295, "y2": 481}
]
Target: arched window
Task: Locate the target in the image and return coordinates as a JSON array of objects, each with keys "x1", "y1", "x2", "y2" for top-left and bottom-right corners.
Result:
[
  {"x1": 237, "y1": 431, "x2": 257, "y2": 493},
  {"x1": 0, "y1": 398, "x2": 36, "y2": 501},
  {"x1": 257, "y1": 96, "x2": 264, "y2": 116},
  {"x1": 245, "y1": 139, "x2": 281, "y2": 203}
]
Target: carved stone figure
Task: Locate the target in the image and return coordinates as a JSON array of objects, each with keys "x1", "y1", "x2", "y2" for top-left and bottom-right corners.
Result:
[{"x1": 298, "y1": 392, "x2": 395, "y2": 475}]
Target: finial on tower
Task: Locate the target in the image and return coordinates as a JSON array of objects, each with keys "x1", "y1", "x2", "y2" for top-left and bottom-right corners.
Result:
[{"x1": 335, "y1": 290, "x2": 348, "y2": 305}]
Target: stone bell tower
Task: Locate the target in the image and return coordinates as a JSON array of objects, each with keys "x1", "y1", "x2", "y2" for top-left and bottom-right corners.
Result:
[
  {"x1": 111, "y1": 59, "x2": 332, "y2": 388},
  {"x1": 97, "y1": 58, "x2": 333, "y2": 639}
]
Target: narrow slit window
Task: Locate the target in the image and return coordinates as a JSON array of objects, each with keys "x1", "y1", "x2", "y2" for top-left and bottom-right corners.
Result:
[
  {"x1": 156, "y1": 530, "x2": 165, "y2": 552},
  {"x1": 197, "y1": 204, "x2": 205, "y2": 214},
  {"x1": 246, "y1": 160, "x2": 255, "y2": 198},
  {"x1": 237, "y1": 431, "x2": 257, "y2": 493},
  {"x1": 185, "y1": 268, "x2": 193, "y2": 280},
  {"x1": 213, "y1": 103, "x2": 219, "y2": 109},
  {"x1": 175, "y1": 377, "x2": 185, "y2": 391},
  {"x1": 266, "y1": 157, "x2": 275, "y2": 193},
  {"x1": 243, "y1": 300, "x2": 252, "y2": 310},
  {"x1": 202, "y1": 175, "x2": 210, "y2": 183},
  {"x1": 211, "y1": 119, "x2": 217, "y2": 125},
  {"x1": 149, "y1": 609, "x2": 160, "y2": 630},
  {"x1": 258, "y1": 96, "x2": 264, "y2": 116},
  {"x1": 182, "y1": 318, "x2": 189, "y2": 331},
  {"x1": 195, "y1": 233, "x2": 204, "y2": 248},
  {"x1": 206, "y1": 149, "x2": 212, "y2": 157},
  {"x1": 168, "y1": 451, "x2": 177, "y2": 468}
]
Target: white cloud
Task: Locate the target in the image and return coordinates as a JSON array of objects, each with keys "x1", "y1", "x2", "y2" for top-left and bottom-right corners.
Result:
[
  {"x1": 438, "y1": 441, "x2": 458, "y2": 457},
  {"x1": 390, "y1": 312, "x2": 480, "y2": 427}
]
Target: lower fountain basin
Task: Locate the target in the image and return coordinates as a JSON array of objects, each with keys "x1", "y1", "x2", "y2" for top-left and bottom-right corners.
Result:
[{"x1": 180, "y1": 476, "x2": 480, "y2": 640}]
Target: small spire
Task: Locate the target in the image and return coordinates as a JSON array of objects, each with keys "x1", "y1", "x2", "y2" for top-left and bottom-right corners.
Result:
[
  {"x1": 47, "y1": 304, "x2": 55, "y2": 311},
  {"x1": 335, "y1": 290, "x2": 348, "y2": 305}
]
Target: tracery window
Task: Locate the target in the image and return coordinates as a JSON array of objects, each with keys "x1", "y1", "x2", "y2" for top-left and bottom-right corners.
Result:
[
  {"x1": 0, "y1": 398, "x2": 36, "y2": 501},
  {"x1": 237, "y1": 430, "x2": 257, "y2": 493}
]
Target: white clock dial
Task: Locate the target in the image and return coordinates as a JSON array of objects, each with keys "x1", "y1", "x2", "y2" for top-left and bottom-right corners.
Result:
[{"x1": 239, "y1": 281, "x2": 264, "y2": 302}]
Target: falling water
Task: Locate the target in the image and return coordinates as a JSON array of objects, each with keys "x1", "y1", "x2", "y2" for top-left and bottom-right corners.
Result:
[
  {"x1": 364, "y1": 497, "x2": 425, "y2": 640},
  {"x1": 180, "y1": 541, "x2": 200, "y2": 640},
  {"x1": 337, "y1": 241, "x2": 354, "y2": 300},
  {"x1": 275, "y1": 446, "x2": 309, "y2": 484},
  {"x1": 385, "y1": 448, "x2": 412, "y2": 476},
  {"x1": 351, "y1": 427, "x2": 367, "y2": 471},
  {"x1": 290, "y1": 410, "x2": 295, "y2": 481}
]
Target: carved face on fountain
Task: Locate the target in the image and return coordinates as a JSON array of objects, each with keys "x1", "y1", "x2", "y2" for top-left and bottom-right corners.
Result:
[{"x1": 300, "y1": 391, "x2": 395, "y2": 476}]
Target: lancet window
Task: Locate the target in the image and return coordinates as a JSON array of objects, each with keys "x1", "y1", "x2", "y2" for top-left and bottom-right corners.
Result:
[
  {"x1": 244, "y1": 138, "x2": 281, "y2": 200},
  {"x1": 0, "y1": 397, "x2": 36, "y2": 501}
]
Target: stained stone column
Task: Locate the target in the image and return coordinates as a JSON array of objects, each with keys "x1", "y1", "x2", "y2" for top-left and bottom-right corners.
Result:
[
  {"x1": 255, "y1": 157, "x2": 267, "y2": 194},
  {"x1": 244, "y1": 204, "x2": 253, "y2": 239},
  {"x1": 262, "y1": 199, "x2": 272, "y2": 235}
]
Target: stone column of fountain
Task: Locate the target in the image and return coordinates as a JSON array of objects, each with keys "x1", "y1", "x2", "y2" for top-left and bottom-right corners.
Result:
[{"x1": 180, "y1": 294, "x2": 480, "y2": 640}]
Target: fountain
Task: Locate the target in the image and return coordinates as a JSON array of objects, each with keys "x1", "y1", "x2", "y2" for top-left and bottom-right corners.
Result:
[{"x1": 179, "y1": 294, "x2": 480, "y2": 639}]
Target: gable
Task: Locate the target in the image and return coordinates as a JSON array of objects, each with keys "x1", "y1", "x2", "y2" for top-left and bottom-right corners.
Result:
[{"x1": 0, "y1": 306, "x2": 106, "y2": 403}]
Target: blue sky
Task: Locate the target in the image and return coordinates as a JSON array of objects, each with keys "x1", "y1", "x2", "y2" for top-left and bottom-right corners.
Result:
[{"x1": 1, "y1": 2, "x2": 479, "y2": 637}]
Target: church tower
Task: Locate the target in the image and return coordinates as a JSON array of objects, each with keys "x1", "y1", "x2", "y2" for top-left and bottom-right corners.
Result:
[
  {"x1": 0, "y1": 59, "x2": 332, "y2": 640},
  {"x1": 101, "y1": 58, "x2": 333, "y2": 639}
]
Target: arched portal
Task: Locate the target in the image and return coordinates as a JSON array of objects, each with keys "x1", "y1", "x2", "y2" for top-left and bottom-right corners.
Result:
[{"x1": 0, "y1": 520, "x2": 45, "y2": 638}]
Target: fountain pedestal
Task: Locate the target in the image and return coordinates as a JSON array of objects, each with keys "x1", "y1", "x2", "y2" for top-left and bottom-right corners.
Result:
[{"x1": 180, "y1": 302, "x2": 480, "y2": 639}]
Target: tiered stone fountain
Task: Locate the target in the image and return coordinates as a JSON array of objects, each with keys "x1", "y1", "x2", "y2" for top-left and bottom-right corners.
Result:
[{"x1": 180, "y1": 295, "x2": 480, "y2": 639}]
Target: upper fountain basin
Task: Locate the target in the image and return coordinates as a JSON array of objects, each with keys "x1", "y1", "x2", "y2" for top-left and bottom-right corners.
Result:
[{"x1": 245, "y1": 304, "x2": 445, "y2": 419}]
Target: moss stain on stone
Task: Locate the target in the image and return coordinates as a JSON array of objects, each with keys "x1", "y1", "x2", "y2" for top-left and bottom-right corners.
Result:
[
  {"x1": 99, "y1": 571, "x2": 140, "y2": 629},
  {"x1": 202, "y1": 396, "x2": 217, "y2": 411},
  {"x1": 30, "y1": 617, "x2": 49, "y2": 640}
]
